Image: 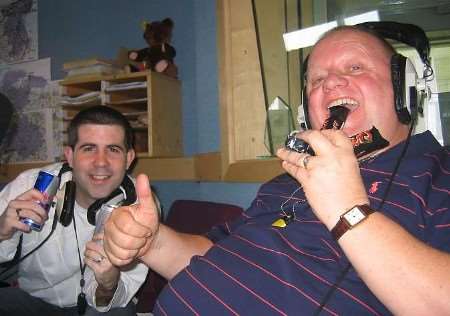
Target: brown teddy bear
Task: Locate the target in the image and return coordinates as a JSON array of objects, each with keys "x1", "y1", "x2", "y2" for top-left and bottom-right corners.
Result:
[{"x1": 128, "y1": 18, "x2": 178, "y2": 78}]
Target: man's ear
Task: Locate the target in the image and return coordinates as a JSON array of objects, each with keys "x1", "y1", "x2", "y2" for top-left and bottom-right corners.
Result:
[
  {"x1": 126, "y1": 149, "x2": 136, "y2": 170},
  {"x1": 64, "y1": 146, "x2": 74, "y2": 168}
]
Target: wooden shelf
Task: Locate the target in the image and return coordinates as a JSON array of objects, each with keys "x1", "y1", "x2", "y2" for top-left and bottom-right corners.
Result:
[{"x1": 59, "y1": 71, "x2": 182, "y2": 158}]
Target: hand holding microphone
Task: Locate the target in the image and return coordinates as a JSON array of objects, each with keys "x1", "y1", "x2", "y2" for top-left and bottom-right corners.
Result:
[
  {"x1": 278, "y1": 106, "x2": 369, "y2": 229},
  {"x1": 103, "y1": 174, "x2": 159, "y2": 266}
]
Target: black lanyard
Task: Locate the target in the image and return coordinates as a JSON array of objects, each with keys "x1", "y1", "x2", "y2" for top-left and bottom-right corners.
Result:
[{"x1": 72, "y1": 210, "x2": 87, "y2": 315}]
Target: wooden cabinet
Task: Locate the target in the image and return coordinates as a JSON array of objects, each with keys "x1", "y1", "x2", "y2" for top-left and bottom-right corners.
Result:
[{"x1": 59, "y1": 71, "x2": 182, "y2": 158}]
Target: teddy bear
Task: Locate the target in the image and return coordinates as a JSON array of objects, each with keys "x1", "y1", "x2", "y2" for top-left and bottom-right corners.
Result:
[{"x1": 128, "y1": 18, "x2": 178, "y2": 78}]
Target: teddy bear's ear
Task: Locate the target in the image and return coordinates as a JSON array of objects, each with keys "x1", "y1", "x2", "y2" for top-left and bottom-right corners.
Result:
[
  {"x1": 161, "y1": 18, "x2": 174, "y2": 29},
  {"x1": 141, "y1": 21, "x2": 150, "y2": 31}
]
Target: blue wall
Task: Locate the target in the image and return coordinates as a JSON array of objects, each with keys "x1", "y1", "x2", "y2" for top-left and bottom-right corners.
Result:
[{"x1": 38, "y1": 0, "x2": 261, "y2": 212}]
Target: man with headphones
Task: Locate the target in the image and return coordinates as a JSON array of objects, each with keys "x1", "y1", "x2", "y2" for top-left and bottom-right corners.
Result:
[
  {"x1": 0, "y1": 106, "x2": 149, "y2": 315},
  {"x1": 103, "y1": 23, "x2": 449, "y2": 315}
]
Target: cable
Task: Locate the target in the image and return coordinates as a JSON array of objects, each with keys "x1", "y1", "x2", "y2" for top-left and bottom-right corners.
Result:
[
  {"x1": 0, "y1": 209, "x2": 59, "y2": 281},
  {"x1": 313, "y1": 120, "x2": 415, "y2": 316},
  {"x1": 72, "y1": 209, "x2": 87, "y2": 315}
]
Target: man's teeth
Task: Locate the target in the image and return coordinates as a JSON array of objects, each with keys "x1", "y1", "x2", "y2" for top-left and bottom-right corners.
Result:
[
  {"x1": 328, "y1": 98, "x2": 358, "y2": 109},
  {"x1": 92, "y1": 175, "x2": 109, "y2": 180}
]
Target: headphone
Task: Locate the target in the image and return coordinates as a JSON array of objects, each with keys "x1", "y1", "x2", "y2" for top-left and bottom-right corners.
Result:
[
  {"x1": 55, "y1": 162, "x2": 137, "y2": 227},
  {"x1": 298, "y1": 21, "x2": 432, "y2": 130}
]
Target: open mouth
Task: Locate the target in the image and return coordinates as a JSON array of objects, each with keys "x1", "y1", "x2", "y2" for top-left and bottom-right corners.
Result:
[
  {"x1": 322, "y1": 99, "x2": 356, "y2": 130},
  {"x1": 327, "y1": 98, "x2": 359, "y2": 112}
]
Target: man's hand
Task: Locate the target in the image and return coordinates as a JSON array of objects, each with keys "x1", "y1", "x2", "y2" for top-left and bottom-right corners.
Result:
[
  {"x1": 84, "y1": 233, "x2": 120, "y2": 290},
  {"x1": 277, "y1": 129, "x2": 369, "y2": 229},
  {"x1": 0, "y1": 189, "x2": 48, "y2": 240},
  {"x1": 84, "y1": 233, "x2": 120, "y2": 306},
  {"x1": 103, "y1": 174, "x2": 159, "y2": 266}
]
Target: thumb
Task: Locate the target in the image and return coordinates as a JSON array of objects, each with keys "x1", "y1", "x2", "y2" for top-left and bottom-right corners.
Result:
[{"x1": 133, "y1": 174, "x2": 157, "y2": 228}]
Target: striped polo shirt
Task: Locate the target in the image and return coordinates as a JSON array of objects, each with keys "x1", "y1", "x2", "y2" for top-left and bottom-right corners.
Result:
[{"x1": 154, "y1": 131, "x2": 449, "y2": 315}]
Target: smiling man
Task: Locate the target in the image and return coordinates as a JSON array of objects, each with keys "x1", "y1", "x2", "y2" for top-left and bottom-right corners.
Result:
[
  {"x1": 103, "y1": 23, "x2": 449, "y2": 315},
  {"x1": 0, "y1": 106, "x2": 149, "y2": 315}
]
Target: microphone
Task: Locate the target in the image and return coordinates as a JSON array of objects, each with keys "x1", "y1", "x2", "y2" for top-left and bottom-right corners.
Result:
[{"x1": 285, "y1": 105, "x2": 350, "y2": 154}]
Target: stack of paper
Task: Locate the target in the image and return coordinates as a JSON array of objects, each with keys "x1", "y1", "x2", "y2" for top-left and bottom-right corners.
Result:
[
  {"x1": 60, "y1": 91, "x2": 101, "y2": 105},
  {"x1": 63, "y1": 58, "x2": 123, "y2": 79}
]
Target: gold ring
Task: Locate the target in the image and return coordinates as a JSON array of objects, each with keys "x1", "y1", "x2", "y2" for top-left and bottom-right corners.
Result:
[{"x1": 302, "y1": 155, "x2": 311, "y2": 169}]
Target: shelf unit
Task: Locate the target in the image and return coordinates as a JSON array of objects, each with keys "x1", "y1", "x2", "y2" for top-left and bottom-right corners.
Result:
[{"x1": 59, "y1": 71, "x2": 183, "y2": 158}]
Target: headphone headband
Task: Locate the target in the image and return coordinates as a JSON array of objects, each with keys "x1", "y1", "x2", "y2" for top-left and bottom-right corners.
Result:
[{"x1": 356, "y1": 21, "x2": 431, "y2": 67}]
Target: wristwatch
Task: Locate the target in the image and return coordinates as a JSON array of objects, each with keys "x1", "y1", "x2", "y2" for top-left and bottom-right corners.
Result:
[{"x1": 331, "y1": 204, "x2": 375, "y2": 240}]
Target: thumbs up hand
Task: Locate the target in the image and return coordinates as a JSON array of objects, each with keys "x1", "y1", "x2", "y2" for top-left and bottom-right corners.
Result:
[{"x1": 104, "y1": 174, "x2": 159, "y2": 266}]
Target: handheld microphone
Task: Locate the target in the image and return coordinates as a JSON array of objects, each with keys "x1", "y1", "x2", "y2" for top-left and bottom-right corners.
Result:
[
  {"x1": 285, "y1": 105, "x2": 390, "y2": 159},
  {"x1": 285, "y1": 105, "x2": 350, "y2": 155}
]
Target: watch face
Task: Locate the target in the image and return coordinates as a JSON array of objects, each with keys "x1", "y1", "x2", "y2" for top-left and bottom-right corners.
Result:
[{"x1": 343, "y1": 208, "x2": 365, "y2": 226}]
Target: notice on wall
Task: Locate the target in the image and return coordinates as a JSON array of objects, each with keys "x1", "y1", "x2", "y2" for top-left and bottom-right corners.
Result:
[
  {"x1": 0, "y1": 58, "x2": 63, "y2": 163},
  {"x1": 0, "y1": 0, "x2": 38, "y2": 65}
]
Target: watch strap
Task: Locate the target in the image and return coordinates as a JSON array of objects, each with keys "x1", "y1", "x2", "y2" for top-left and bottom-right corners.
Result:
[{"x1": 331, "y1": 204, "x2": 374, "y2": 241}]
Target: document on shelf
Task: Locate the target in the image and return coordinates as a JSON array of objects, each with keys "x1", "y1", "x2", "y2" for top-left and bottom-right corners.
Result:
[
  {"x1": 60, "y1": 91, "x2": 101, "y2": 105},
  {"x1": 104, "y1": 81, "x2": 147, "y2": 92}
]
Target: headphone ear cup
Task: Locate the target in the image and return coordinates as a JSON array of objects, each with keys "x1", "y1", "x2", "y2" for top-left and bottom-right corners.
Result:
[
  {"x1": 301, "y1": 86, "x2": 312, "y2": 130},
  {"x1": 404, "y1": 57, "x2": 419, "y2": 121},
  {"x1": 57, "y1": 180, "x2": 76, "y2": 227},
  {"x1": 55, "y1": 163, "x2": 75, "y2": 227},
  {"x1": 300, "y1": 55, "x2": 311, "y2": 130},
  {"x1": 391, "y1": 53, "x2": 412, "y2": 124},
  {"x1": 297, "y1": 90, "x2": 309, "y2": 130}
]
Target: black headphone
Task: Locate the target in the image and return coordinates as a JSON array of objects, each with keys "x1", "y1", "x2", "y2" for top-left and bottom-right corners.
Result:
[
  {"x1": 299, "y1": 21, "x2": 432, "y2": 129},
  {"x1": 55, "y1": 162, "x2": 136, "y2": 227}
]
